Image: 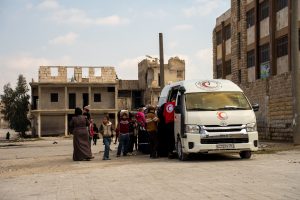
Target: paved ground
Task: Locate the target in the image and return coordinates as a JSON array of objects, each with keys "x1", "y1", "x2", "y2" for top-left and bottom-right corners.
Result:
[{"x1": 0, "y1": 132, "x2": 300, "y2": 200}]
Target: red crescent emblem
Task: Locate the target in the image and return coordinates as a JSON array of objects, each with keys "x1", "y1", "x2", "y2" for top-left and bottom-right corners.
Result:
[
  {"x1": 202, "y1": 81, "x2": 210, "y2": 87},
  {"x1": 217, "y1": 112, "x2": 228, "y2": 120},
  {"x1": 166, "y1": 104, "x2": 174, "y2": 113}
]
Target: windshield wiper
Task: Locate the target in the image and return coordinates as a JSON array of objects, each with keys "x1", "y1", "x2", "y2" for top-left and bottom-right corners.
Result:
[
  {"x1": 218, "y1": 106, "x2": 247, "y2": 110},
  {"x1": 188, "y1": 108, "x2": 217, "y2": 111}
]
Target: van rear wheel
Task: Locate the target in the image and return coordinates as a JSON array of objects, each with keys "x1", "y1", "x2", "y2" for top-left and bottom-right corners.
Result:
[
  {"x1": 239, "y1": 151, "x2": 252, "y2": 159},
  {"x1": 177, "y1": 138, "x2": 188, "y2": 161}
]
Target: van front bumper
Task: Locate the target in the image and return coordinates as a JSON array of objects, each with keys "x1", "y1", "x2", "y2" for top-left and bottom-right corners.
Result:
[{"x1": 182, "y1": 131, "x2": 259, "y2": 154}]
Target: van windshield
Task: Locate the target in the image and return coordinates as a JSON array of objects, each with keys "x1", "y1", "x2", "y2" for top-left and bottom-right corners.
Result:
[{"x1": 185, "y1": 92, "x2": 251, "y2": 111}]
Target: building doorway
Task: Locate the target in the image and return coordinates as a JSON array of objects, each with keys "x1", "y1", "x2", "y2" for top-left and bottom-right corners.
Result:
[
  {"x1": 82, "y1": 93, "x2": 89, "y2": 108},
  {"x1": 69, "y1": 93, "x2": 76, "y2": 109}
]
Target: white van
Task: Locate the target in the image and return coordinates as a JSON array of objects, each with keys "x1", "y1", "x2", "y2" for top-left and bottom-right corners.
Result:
[{"x1": 158, "y1": 79, "x2": 259, "y2": 160}]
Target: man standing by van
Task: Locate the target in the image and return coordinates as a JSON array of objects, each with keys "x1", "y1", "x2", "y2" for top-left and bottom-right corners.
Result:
[{"x1": 163, "y1": 97, "x2": 176, "y2": 158}]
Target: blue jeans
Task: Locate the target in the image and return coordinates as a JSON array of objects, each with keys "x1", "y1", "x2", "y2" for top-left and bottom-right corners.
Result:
[
  {"x1": 117, "y1": 133, "x2": 129, "y2": 156},
  {"x1": 103, "y1": 137, "x2": 111, "y2": 159}
]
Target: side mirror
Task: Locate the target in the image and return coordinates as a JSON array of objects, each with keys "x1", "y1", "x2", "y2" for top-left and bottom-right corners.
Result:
[
  {"x1": 174, "y1": 105, "x2": 181, "y2": 114},
  {"x1": 252, "y1": 103, "x2": 259, "y2": 112}
]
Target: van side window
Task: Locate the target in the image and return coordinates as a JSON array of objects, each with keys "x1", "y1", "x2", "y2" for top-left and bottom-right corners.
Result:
[{"x1": 168, "y1": 88, "x2": 179, "y2": 102}]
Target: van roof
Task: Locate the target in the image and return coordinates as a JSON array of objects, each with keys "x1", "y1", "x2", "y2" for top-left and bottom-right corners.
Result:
[
  {"x1": 164, "y1": 79, "x2": 243, "y2": 94},
  {"x1": 158, "y1": 79, "x2": 243, "y2": 107}
]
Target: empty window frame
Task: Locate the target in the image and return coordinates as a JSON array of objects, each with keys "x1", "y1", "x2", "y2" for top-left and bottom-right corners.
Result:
[
  {"x1": 216, "y1": 64, "x2": 222, "y2": 78},
  {"x1": 51, "y1": 93, "x2": 58, "y2": 102},
  {"x1": 94, "y1": 93, "x2": 101, "y2": 102},
  {"x1": 82, "y1": 68, "x2": 89, "y2": 78},
  {"x1": 238, "y1": 69, "x2": 242, "y2": 83},
  {"x1": 225, "y1": 60, "x2": 231, "y2": 76},
  {"x1": 259, "y1": 43, "x2": 270, "y2": 63},
  {"x1": 107, "y1": 87, "x2": 115, "y2": 92},
  {"x1": 277, "y1": 0, "x2": 288, "y2": 11},
  {"x1": 177, "y1": 70, "x2": 183, "y2": 78},
  {"x1": 238, "y1": 32, "x2": 241, "y2": 59},
  {"x1": 298, "y1": 29, "x2": 300, "y2": 51},
  {"x1": 216, "y1": 31, "x2": 222, "y2": 45},
  {"x1": 259, "y1": 0, "x2": 269, "y2": 21},
  {"x1": 237, "y1": 0, "x2": 241, "y2": 21},
  {"x1": 94, "y1": 68, "x2": 102, "y2": 77},
  {"x1": 50, "y1": 67, "x2": 58, "y2": 77},
  {"x1": 247, "y1": 50, "x2": 255, "y2": 68},
  {"x1": 224, "y1": 25, "x2": 231, "y2": 40},
  {"x1": 276, "y1": 35, "x2": 288, "y2": 58},
  {"x1": 246, "y1": 9, "x2": 255, "y2": 28},
  {"x1": 67, "y1": 68, "x2": 75, "y2": 82}
]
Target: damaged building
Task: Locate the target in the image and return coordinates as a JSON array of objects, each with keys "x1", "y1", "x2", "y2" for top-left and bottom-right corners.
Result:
[{"x1": 30, "y1": 66, "x2": 118, "y2": 137}]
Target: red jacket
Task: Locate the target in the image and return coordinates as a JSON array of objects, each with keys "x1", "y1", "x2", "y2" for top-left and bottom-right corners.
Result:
[
  {"x1": 163, "y1": 102, "x2": 175, "y2": 124},
  {"x1": 89, "y1": 123, "x2": 94, "y2": 137},
  {"x1": 116, "y1": 119, "x2": 131, "y2": 134}
]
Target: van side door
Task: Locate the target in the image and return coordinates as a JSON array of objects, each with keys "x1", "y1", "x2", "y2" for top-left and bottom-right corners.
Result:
[{"x1": 174, "y1": 91, "x2": 181, "y2": 140}]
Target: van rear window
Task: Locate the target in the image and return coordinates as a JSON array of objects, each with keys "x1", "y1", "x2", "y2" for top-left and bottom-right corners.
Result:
[{"x1": 185, "y1": 92, "x2": 251, "y2": 111}]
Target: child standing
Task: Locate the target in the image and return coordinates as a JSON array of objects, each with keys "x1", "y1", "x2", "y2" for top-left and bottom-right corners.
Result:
[
  {"x1": 99, "y1": 116, "x2": 114, "y2": 160},
  {"x1": 116, "y1": 111, "x2": 131, "y2": 157},
  {"x1": 89, "y1": 119, "x2": 95, "y2": 146}
]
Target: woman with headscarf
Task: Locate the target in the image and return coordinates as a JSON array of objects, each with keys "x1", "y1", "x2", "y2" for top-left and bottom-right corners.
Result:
[{"x1": 69, "y1": 107, "x2": 94, "y2": 161}]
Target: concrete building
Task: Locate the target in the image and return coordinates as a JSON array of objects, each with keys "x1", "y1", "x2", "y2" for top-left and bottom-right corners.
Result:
[
  {"x1": 30, "y1": 66, "x2": 118, "y2": 137},
  {"x1": 30, "y1": 56, "x2": 185, "y2": 137},
  {"x1": 138, "y1": 56, "x2": 185, "y2": 106},
  {"x1": 213, "y1": 0, "x2": 300, "y2": 141},
  {"x1": 117, "y1": 56, "x2": 185, "y2": 110}
]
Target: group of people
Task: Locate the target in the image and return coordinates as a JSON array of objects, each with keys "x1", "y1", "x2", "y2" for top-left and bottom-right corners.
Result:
[{"x1": 69, "y1": 99, "x2": 176, "y2": 161}]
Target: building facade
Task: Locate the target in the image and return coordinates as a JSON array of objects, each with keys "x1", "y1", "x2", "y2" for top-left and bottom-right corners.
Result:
[
  {"x1": 138, "y1": 56, "x2": 185, "y2": 106},
  {"x1": 213, "y1": 0, "x2": 300, "y2": 141},
  {"x1": 30, "y1": 66, "x2": 118, "y2": 137}
]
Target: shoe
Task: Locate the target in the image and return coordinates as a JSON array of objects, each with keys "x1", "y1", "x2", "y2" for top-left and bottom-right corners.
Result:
[
  {"x1": 127, "y1": 153, "x2": 132, "y2": 156},
  {"x1": 116, "y1": 155, "x2": 120, "y2": 157},
  {"x1": 103, "y1": 157, "x2": 111, "y2": 160}
]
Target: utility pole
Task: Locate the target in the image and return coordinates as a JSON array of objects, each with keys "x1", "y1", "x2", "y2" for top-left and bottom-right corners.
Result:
[
  {"x1": 291, "y1": 0, "x2": 300, "y2": 144},
  {"x1": 159, "y1": 33, "x2": 165, "y2": 88}
]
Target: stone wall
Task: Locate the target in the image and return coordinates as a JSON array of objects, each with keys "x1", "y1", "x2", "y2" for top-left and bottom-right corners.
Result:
[
  {"x1": 118, "y1": 80, "x2": 140, "y2": 90},
  {"x1": 41, "y1": 115, "x2": 65, "y2": 135},
  {"x1": 241, "y1": 73, "x2": 293, "y2": 141},
  {"x1": 39, "y1": 66, "x2": 116, "y2": 83},
  {"x1": 268, "y1": 73, "x2": 293, "y2": 141}
]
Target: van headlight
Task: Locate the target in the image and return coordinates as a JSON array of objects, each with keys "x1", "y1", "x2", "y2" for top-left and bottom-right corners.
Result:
[
  {"x1": 246, "y1": 122, "x2": 257, "y2": 132},
  {"x1": 185, "y1": 124, "x2": 200, "y2": 133}
]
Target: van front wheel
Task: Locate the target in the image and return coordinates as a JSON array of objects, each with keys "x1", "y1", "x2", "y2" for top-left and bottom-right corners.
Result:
[
  {"x1": 239, "y1": 151, "x2": 252, "y2": 159},
  {"x1": 177, "y1": 139, "x2": 188, "y2": 161}
]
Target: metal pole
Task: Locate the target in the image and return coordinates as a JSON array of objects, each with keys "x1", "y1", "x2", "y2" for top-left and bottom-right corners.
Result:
[
  {"x1": 291, "y1": 0, "x2": 300, "y2": 144},
  {"x1": 159, "y1": 33, "x2": 165, "y2": 88}
]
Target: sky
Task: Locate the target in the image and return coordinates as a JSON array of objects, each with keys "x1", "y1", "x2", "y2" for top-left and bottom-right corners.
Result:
[{"x1": 0, "y1": 0, "x2": 230, "y2": 94}]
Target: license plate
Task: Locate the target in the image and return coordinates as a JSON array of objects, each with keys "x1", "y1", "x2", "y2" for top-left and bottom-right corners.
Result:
[{"x1": 216, "y1": 143, "x2": 235, "y2": 149}]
